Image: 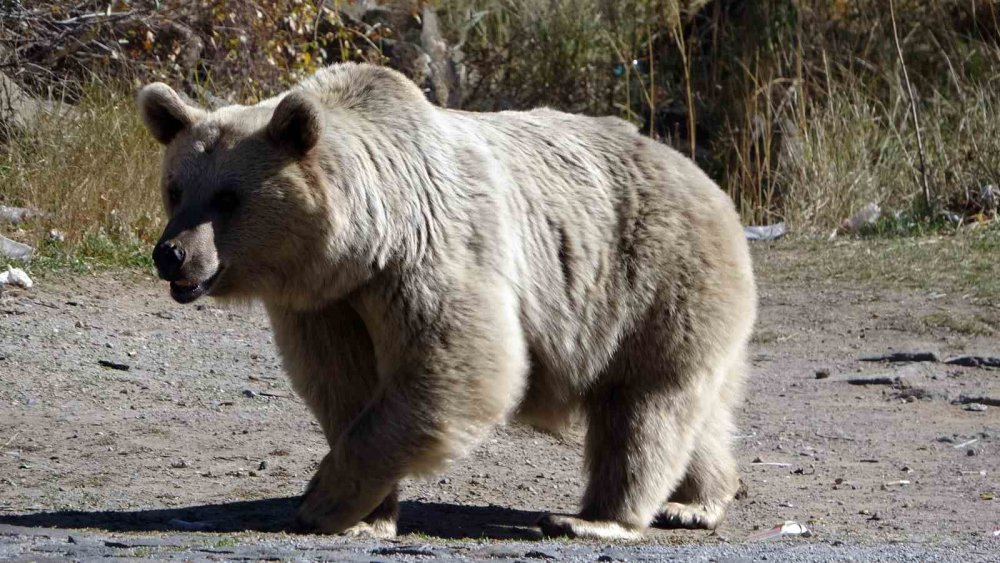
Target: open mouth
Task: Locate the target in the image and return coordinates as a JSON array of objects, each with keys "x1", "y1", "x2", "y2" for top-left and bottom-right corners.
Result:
[{"x1": 169, "y1": 268, "x2": 223, "y2": 304}]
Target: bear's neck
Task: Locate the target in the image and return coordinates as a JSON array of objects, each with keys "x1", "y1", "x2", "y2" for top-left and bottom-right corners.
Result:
[{"x1": 323, "y1": 111, "x2": 454, "y2": 277}]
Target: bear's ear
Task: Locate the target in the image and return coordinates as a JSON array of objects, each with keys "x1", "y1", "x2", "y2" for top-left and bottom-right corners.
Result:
[
  {"x1": 137, "y1": 83, "x2": 204, "y2": 145},
  {"x1": 267, "y1": 91, "x2": 323, "y2": 156}
]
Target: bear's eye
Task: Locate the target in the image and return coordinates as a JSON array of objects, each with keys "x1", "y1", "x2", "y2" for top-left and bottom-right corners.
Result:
[
  {"x1": 166, "y1": 183, "x2": 182, "y2": 207},
  {"x1": 211, "y1": 189, "x2": 240, "y2": 215}
]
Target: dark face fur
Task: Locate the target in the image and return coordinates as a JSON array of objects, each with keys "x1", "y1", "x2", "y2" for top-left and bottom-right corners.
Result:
[{"x1": 138, "y1": 84, "x2": 328, "y2": 304}]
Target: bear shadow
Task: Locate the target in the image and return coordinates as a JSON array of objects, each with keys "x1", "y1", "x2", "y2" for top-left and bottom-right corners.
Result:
[{"x1": 0, "y1": 498, "x2": 544, "y2": 540}]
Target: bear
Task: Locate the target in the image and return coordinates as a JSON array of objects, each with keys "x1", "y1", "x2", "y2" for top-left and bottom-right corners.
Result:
[{"x1": 137, "y1": 62, "x2": 757, "y2": 540}]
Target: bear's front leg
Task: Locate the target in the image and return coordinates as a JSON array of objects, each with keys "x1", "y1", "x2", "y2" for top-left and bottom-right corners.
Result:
[
  {"x1": 298, "y1": 449, "x2": 397, "y2": 535},
  {"x1": 297, "y1": 280, "x2": 528, "y2": 534},
  {"x1": 268, "y1": 301, "x2": 400, "y2": 537}
]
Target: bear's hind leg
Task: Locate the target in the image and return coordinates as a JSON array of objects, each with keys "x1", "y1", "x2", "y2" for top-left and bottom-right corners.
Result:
[
  {"x1": 655, "y1": 409, "x2": 739, "y2": 530},
  {"x1": 538, "y1": 382, "x2": 702, "y2": 540}
]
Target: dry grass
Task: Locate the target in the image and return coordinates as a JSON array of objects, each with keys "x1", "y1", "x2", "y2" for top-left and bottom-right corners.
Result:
[
  {"x1": 1, "y1": 86, "x2": 162, "y2": 270},
  {"x1": 752, "y1": 223, "x2": 1000, "y2": 306},
  {"x1": 440, "y1": 0, "x2": 1000, "y2": 228},
  {"x1": 920, "y1": 312, "x2": 996, "y2": 336},
  {"x1": 777, "y1": 81, "x2": 1000, "y2": 231}
]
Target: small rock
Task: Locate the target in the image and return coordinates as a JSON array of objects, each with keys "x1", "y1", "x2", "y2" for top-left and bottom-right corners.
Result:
[
  {"x1": 170, "y1": 460, "x2": 190, "y2": 469},
  {"x1": 967, "y1": 449, "x2": 978, "y2": 457},
  {"x1": 258, "y1": 460, "x2": 268, "y2": 471},
  {"x1": 894, "y1": 387, "x2": 932, "y2": 401},
  {"x1": 371, "y1": 546, "x2": 436, "y2": 557},
  {"x1": 524, "y1": 549, "x2": 558, "y2": 559},
  {"x1": 242, "y1": 389, "x2": 257, "y2": 398},
  {"x1": 0, "y1": 239, "x2": 34, "y2": 263},
  {"x1": 815, "y1": 368, "x2": 831, "y2": 379}
]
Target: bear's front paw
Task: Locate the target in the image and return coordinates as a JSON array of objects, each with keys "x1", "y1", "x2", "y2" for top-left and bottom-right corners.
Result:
[
  {"x1": 341, "y1": 520, "x2": 398, "y2": 539},
  {"x1": 297, "y1": 481, "x2": 359, "y2": 534},
  {"x1": 296, "y1": 451, "x2": 393, "y2": 536}
]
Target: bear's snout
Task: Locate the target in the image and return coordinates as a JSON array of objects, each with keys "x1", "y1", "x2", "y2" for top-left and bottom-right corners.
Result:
[{"x1": 153, "y1": 240, "x2": 186, "y2": 282}]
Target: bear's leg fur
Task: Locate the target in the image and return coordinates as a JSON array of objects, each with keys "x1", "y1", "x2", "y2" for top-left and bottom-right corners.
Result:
[
  {"x1": 539, "y1": 302, "x2": 745, "y2": 540},
  {"x1": 655, "y1": 396, "x2": 741, "y2": 530},
  {"x1": 268, "y1": 302, "x2": 400, "y2": 538},
  {"x1": 296, "y1": 279, "x2": 528, "y2": 535},
  {"x1": 538, "y1": 382, "x2": 703, "y2": 540}
]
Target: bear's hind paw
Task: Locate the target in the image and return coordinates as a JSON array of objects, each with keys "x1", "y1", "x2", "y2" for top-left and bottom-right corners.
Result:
[
  {"x1": 537, "y1": 514, "x2": 644, "y2": 541},
  {"x1": 654, "y1": 501, "x2": 725, "y2": 530}
]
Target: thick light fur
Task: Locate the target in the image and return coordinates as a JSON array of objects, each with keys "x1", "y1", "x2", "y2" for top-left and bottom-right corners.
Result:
[{"x1": 137, "y1": 62, "x2": 757, "y2": 540}]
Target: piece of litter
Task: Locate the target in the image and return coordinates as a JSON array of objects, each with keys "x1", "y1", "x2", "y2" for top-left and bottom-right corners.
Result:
[
  {"x1": 860, "y1": 352, "x2": 939, "y2": 363},
  {"x1": 98, "y1": 360, "x2": 130, "y2": 371},
  {"x1": 964, "y1": 403, "x2": 988, "y2": 412},
  {"x1": 944, "y1": 356, "x2": 1000, "y2": 369},
  {"x1": 980, "y1": 492, "x2": 995, "y2": 501},
  {"x1": 0, "y1": 266, "x2": 33, "y2": 289},
  {"x1": 953, "y1": 438, "x2": 979, "y2": 449},
  {"x1": 167, "y1": 518, "x2": 212, "y2": 531},
  {"x1": 744, "y1": 222, "x2": 787, "y2": 241},
  {"x1": 750, "y1": 520, "x2": 811, "y2": 541},
  {"x1": 839, "y1": 202, "x2": 881, "y2": 234},
  {"x1": 954, "y1": 395, "x2": 1000, "y2": 407},
  {"x1": 847, "y1": 376, "x2": 897, "y2": 386},
  {"x1": 960, "y1": 470, "x2": 987, "y2": 476},
  {"x1": 883, "y1": 480, "x2": 910, "y2": 487},
  {"x1": 751, "y1": 457, "x2": 792, "y2": 468}
]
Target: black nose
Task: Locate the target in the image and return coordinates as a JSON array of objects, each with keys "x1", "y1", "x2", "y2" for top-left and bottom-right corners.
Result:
[{"x1": 152, "y1": 241, "x2": 185, "y2": 281}]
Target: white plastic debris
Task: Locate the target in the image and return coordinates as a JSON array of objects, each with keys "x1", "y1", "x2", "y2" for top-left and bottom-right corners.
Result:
[
  {"x1": 750, "y1": 520, "x2": 812, "y2": 541},
  {"x1": 0, "y1": 205, "x2": 48, "y2": 225},
  {"x1": 883, "y1": 480, "x2": 911, "y2": 487},
  {"x1": 744, "y1": 222, "x2": 787, "y2": 241},
  {"x1": 839, "y1": 202, "x2": 881, "y2": 234},
  {"x1": 981, "y1": 184, "x2": 998, "y2": 212},
  {"x1": 0, "y1": 235, "x2": 34, "y2": 261},
  {"x1": 0, "y1": 266, "x2": 32, "y2": 289}
]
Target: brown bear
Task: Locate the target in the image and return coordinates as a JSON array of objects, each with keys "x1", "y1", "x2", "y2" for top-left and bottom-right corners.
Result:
[{"x1": 137, "y1": 62, "x2": 757, "y2": 540}]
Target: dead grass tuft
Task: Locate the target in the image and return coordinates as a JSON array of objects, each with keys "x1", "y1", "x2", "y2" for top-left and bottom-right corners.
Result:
[{"x1": 1, "y1": 85, "x2": 162, "y2": 270}]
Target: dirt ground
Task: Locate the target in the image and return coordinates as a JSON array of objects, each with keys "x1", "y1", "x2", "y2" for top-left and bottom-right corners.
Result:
[{"x1": 0, "y1": 242, "x2": 997, "y2": 559}]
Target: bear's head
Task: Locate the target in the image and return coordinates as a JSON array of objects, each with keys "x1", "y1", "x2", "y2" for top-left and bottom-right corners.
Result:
[{"x1": 138, "y1": 83, "x2": 335, "y2": 305}]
